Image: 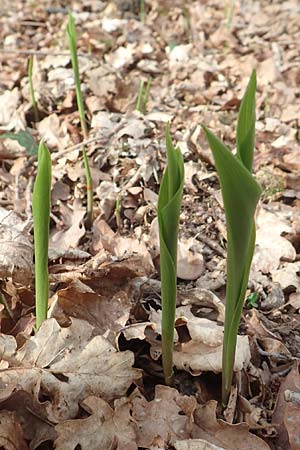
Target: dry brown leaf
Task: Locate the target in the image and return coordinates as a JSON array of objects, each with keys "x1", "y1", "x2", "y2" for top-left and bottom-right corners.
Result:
[
  {"x1": 50, "y1": 199, "x2": 86, "y2": 251},
  {"x1": 37, "y1": 113, "x2": 69, "y2": 150},
  {"x1": 148, "y1": 305, "x2": 250, "y2": 374},
  {"x1": 0, "y1": 318, "x2": 140, "y2": 422},
  {"x1": 173, "y1": 316, "x2": 250, "y2": 374},
  {"x1": 253, "y1": 207, "x2": 296, "y2": 274},
  {"x1": 193, "y1": 401, "x2": 271, "y2": 450},
  {"x1": 272, "y1": 262, "x2": 300, "y2": 291},
  {"x1": 174, "y1": 440, "x2": 227, "y2": 450},
  {"x1": 0, "y1": 410, "x2": 28, "y2": 450},
  {"x1": 0, "y1": 88, "x2": 20, "y2": 129},
  {"x1": 132, "y1": 385, "x2": 196, "y2": 448},
  {"x1": 91, "y1": 220, "x2": 154, "y2": 274},
  {"x1": 0, "y1": 207, "x2": 33, "y2": 284},
  {"x1": 50, "y1": 279, "x2": 132, "y2": 339},
  {"x1": 55, "y1": 396, "x2": 137, "y2": 450},
  {"x1": 272, "y1": 363, "x2": 300, "y2": 450}
]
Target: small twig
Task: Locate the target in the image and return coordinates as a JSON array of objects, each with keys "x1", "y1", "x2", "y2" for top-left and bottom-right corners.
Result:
[
  {"x1": 195, "y1": 232, "x2": 226, "y2": 258},
  {"x1": 0, "y1": 48, "x2": 90, "y2": 58}
]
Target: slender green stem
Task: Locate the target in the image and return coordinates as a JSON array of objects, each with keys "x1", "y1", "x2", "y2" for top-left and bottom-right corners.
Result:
[
  {"x1": 33, "y1": 141, "x2": 51, "y2": 329},
  {"x1": 136, "y1": 78, "x2": 151, "y2": 114},
  {"x1": 82, "y1": 145, "x2": 93, "y2": 228},
  {"x1": 226, "y1": 0, "x2": 236, "y2": 29},
  {"x1": 143, "y1": 78, "x2": 152, "y2": 112},
  {"x1": 136, "y1": 80, "x2": 145, "y2": 113},
  {"x1": 28, "y1": 56, "x2": 39, "y2": 122},
  {"x1": 140, "y1": 0, "x2": 145, "y2": 22},
  {"x1": 67, "y1": 12, "x2": 93, "y2": 228}
]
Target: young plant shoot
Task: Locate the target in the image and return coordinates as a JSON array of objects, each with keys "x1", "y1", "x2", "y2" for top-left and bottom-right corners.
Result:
[
  {"x1": 67, "y1": 12, "x2": 93, "y2": 229},
  {"x1": 32, "y1": 141, "x2": 52, "y2": 329},
  {"x1": 136, "y1": 78, "x2": 151, "y2": 114},
  {"x1": 202, "y1": 70, "x2": 262, "y2": 405},
  {"x1": 28, "y1": 56, "x2": 39, "y2": 122},
  {"x1": 158, "y1": 125, "x2": 184, "y2": 385}
]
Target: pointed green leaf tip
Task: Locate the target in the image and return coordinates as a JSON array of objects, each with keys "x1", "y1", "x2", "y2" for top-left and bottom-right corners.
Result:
[
  {"x1": 202, "y1": 70, "x2": 261, "y2": 405},
  {"x1": 237, "y1": 69, "x2": 256, "y2": 171},
  {"x1": 33, "y1": 141, "x2": 52, "y2": 329},
  {"x1": 158, "y1": 124, "x2": 184, "y2": 385}
]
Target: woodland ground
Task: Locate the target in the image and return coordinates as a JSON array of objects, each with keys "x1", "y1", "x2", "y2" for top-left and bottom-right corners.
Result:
[{"x1": 0, "y1": 1, "x2": 300, "y2": 449}]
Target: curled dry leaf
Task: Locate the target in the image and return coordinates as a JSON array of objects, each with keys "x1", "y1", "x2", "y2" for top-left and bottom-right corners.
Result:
[
  {"x1": 132, "y1": 385, "x2": 196, "y2": 448},
  {"x1": 50, "y1": 199, "x2": 86, "y2": 251},
  {"x1": 149, "y1": 305, "x2": 250, "y2": 374},
  {"x1": 91, "y1": 220, "x2": 154, "y2": 275},
  {"x1": 0, "y1": 318, "x2": 140, "y2": 422},
  {"x1": 55, "y1": 396, "x2": 137, "y2": 450},
  {"x1": 0, "y1": 207, "x2": 33, "y2": 284},
  {"x1": 37, "y1": 113, "x2": 69, "y2": 150},
  {"x1": 0, "y1": 410, "x2": 28, "y2": 450},
  {"x1": 193, "y1": 401, "x2": 271, "y2": 450},
  {"x1": 173, "y1": 316, "x2": 250, "y2": 374},
  {"x1": 50, "y1": 279, "x2": 132, "y2": 339}
]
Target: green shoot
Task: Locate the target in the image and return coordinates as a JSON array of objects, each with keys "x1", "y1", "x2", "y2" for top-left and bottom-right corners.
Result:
[
  {"x1": 246, "y1": 292, "x2": 259, "y2": 309},
  {"x1": 158, "y1": 124, "x2": 184, "y2": 385},
  {"x1": 115, "y1": 194, "x2": 122, "y2": 230},
  {"x1": 32, "y1": 141, "x2": 52, "y2": 329},
  {"x1": 140, "y1": 0, "x2": 145, "y2": 22},
  {"x1": 202, "y1": 70, "x2": 261, "y2": 405},
  {"x1": 28, "y1": 56, "x2": 39, "y2": 122},
  {"x1": 226, "y1": 0, "x2": 236, "y2": 29},
  {"x1": 67, "y1": 12, "x2": 93, "y2": 229},
  {"x1": 136, "y1": 78, "x2": 151, "y2": 114}
]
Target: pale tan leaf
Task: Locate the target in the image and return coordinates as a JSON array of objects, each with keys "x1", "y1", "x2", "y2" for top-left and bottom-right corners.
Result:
[
  {"x1": 0, "y1": 318, "x2": 140, "y2": 422},
  {"x1": 132, "y1": 385, "x2": 196, "y2": 448},
  {"x1": 0, "y1": 410, "x2": 28, "y2": 450},
  {"x1": 55, "y1": 396, "x2": 137, "y2": 450},
  {"x1": 0, "y1": 207, "x2": 33, "y2": 284}
]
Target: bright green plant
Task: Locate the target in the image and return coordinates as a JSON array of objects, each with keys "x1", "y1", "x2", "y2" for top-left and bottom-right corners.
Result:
[
  {"x1": 202, "y1": 70, "x2": 262, "y2": 405},
  {"x1": 32, "y1": 141, "x2": 52, "y2": 329},
  {"x1": 136, "y1": 78, "x2": 151, "y2": 114},
  {"x1": 67, "y1": 12, "x2": 93, "y2": 229},
  {"x1": 158, "y1": 124, "x2": 184, "y2": 385},
  {"x1": 28, "y1": 56, "x2": 39, "y2": 122}
]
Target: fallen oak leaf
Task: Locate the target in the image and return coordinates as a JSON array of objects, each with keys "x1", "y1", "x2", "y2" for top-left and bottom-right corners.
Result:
[
  {"x1": 0, "y1": 410, "x2": 28, "y2": 450},
  {"x1": 192, "y1": 401, "x2": 271, "y2": 450},
  {"x1": 0, "y1": 318, "x2": 140, "y2": 422},
  {"x1": 55, "y1": 396, "x2": 137, "y2": 450},
  {"x1": 132, "y1": 385, "x2": 196, "y2": 448},
  {"x1": 0, "y1": 207, "x2": 33, "y2": 284}
]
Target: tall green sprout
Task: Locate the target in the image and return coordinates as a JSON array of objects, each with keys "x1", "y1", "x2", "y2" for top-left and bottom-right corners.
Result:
[
  {"x1": 67, "y1": 12, "x2": 93, "y2": 229},
  {"x1": 33, "y1": 141, "x2": 52, "y2": 329},
  {"x1": 136, "y1": 78, "x2": 151, "y2": 114},
  {"x1": 28, "y1": 56, "x2": 39, "y2": 122},
  {"x1": 158, "y1": 125, "x2": 184, "y2": 385},
  {"x1": 202, "y1": 70, "x2": 261, "y2": 405}
]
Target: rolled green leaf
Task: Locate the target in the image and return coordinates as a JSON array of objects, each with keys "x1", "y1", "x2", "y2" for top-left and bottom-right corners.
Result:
[
  {"x1": 202, "y1": 70, "x2": 261, "y2": 405},
  {"x1": 158, "y1": 124, "x2": 184, "y2": 385},
  {"x1": 33, "y1": 141, "x2": 52, "y2": 329}
]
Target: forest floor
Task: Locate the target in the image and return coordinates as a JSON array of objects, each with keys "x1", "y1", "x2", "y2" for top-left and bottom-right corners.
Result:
[{"x1": 0, "y1": 1, "x2": 300, "y2": 449}]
